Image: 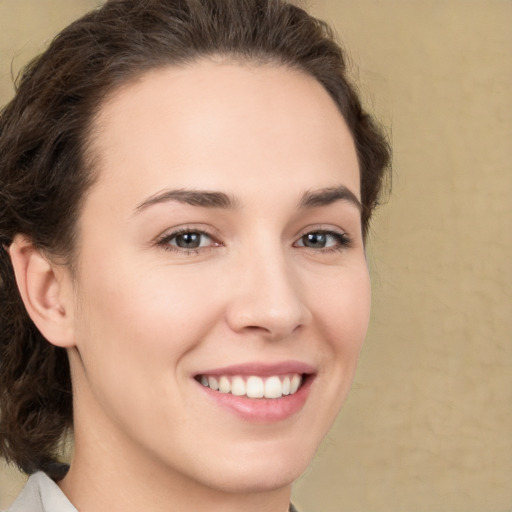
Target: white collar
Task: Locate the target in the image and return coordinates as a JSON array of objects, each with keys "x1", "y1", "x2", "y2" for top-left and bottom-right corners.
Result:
[{"x1": 7, "y1": 471, "x2": 77, "y2": 512}]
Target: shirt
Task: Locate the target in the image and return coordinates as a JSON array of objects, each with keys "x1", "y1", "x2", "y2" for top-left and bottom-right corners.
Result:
[{"x1": 7, "y1": 472, "x2": 77, "y2": 512}]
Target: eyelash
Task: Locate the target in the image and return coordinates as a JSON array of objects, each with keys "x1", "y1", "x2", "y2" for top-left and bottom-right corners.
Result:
[
  {"x1": 156, "y1": 227, "x2": 220, "y2": 255},
  {"x1": 155, "y1": 228, "x2": 352, "y2": 255},
  {"x1": 294, "y1": 230, "x2": 352, "y2": 253}
]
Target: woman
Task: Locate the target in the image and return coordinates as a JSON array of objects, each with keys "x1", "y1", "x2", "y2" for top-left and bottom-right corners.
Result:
[{"x1": 0, "y1": 0, "x2": 390, "y2": 510}]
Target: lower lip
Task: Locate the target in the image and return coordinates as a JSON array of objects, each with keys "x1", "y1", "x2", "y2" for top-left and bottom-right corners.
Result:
[{"x1": 196, "y1": 376, "x2": 313, "y2": 423}]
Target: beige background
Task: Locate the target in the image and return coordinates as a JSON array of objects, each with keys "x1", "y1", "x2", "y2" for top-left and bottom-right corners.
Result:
[{"x1": 1, "y1": 0, "x2": 511, "y2": 510}]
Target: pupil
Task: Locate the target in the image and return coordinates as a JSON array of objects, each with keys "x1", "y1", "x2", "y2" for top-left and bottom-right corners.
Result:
[
  {"x1": 305, "y1": 233, "x2": 326, "y2": 248},
  {"x1": 177, "y1": 233, "x2": 201, "y2": 248}
]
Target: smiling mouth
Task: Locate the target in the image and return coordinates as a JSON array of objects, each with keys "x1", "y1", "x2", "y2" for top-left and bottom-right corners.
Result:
[{"x1": 195, "y1": 373, "x2": 305, "y2": 399}]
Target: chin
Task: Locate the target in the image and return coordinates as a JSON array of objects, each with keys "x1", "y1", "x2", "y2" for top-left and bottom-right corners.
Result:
[
  {"x1": 196, "y1": 437, "x2": 318, "y2": 494},
  {"x1": 206, "y1": 458, "x2": 309, "y2": 495}
]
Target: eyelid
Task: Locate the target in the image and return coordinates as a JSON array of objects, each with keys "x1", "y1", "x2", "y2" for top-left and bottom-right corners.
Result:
[
  {"x1": 294, "y1": 224, "x2": 349, "y2": 240},
  {"x1": 155, "y1": 224, "x2": 219, "y2": 240}
]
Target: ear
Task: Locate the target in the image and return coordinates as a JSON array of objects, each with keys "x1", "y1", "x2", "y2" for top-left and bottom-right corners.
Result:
[{"x1": 8, "y1": 235, "x2": 76, "y2": 348}]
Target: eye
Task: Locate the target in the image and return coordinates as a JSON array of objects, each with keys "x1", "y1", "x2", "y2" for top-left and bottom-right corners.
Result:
[
  {"x1": 157, "y1": 229, "x2": 218, "y2": 253},
  {"x1": 295, "y1": 230, "x2": 351, "y2": 251},
  {"x1": 172, "y1": 231, "x2": 211, "y2": 249}
]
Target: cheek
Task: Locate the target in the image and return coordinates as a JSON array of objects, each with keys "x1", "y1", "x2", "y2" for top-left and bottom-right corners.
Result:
[
  {"x1": 310, "y1": 263, "x2": 371, "y2": 392},
  {"x1": 71, "y1": 256, "x2": 223, "y2": 403},
  {"x1": 78, "y1": 255, "x2": 218, "y2": 345},
  {"x1": 315, "y1": 265, "x2": 371, "y2": 343},
  {"x1": 69, "y1": 258, "x2": 229, "y2": 451},
  {"x1": 293, "y1": 264, "x2": 370, "y2": 448}
]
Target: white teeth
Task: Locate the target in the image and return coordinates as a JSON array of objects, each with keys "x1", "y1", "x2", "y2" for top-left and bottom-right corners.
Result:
[
  {"x1": 231, "y1": 376, "x2": 246, "y2": 396},
  {"x1": 246, "y1": 376, "x2": 265, "y2": 398},
  {"x1": 290, "y1": 374, "x2": 301, "y2": 394},
  {"x1": 208, "y1": 376, "x2": 219, "y2": 391},
  {"x1": 264, "y1": 376, "x2": 283, "y2": 399},
  {"x1": 282, "y1": 376, "x2": 291, "y2": 395},
  {"x1": 199, "y1": 373, "x2": 304, "y2": 399},
  {"x1": 219, "y1": 376, "x2": 231, "y2": 394}
]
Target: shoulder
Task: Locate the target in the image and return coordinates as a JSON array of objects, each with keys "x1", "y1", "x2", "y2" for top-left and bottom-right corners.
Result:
[{"x1": 6, "y1": 471, "x2": 77, "y2": 512}]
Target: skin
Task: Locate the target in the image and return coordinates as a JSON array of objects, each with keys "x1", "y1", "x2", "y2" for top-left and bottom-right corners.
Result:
[{"x1": 11, "y1": 60, "x2": 370, "y2": 512}]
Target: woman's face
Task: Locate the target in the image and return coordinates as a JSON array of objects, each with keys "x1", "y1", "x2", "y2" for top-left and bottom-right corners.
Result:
[{"x1": 67, "y1": 61, "x2": 370, "y2": 493}]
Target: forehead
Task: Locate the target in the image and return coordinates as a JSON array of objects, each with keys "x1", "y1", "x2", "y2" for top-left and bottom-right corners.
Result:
[{"x1": 86, "y1": 60, "x2": 360, "y2": 209}]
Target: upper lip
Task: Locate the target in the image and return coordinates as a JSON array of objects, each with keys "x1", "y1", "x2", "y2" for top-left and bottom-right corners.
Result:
[{"x1": 195, "y1": 361, "x2": 315, "y2": 377}]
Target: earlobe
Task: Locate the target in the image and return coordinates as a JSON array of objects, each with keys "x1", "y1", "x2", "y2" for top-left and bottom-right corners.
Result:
[{"x1": 9, "y1": 235, "x2": 75, "y2": 348}]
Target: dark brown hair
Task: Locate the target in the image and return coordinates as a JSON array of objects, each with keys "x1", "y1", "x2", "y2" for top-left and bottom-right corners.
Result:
[{"x1": 0, "y1": 0, "x2": 390, "y2": 479}]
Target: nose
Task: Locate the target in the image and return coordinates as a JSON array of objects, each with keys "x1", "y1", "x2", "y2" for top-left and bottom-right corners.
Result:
[{"x1": 225, "y1": 247, "x2": 312, "y2": 341}]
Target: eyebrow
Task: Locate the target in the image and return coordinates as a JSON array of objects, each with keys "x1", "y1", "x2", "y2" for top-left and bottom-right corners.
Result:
[
  {"x1": 134, "y1": 189, "x2": 238, "y2": 213},
  {"x1": 134, "y1": 184, "x2": 361, "y2": 214},
  {"x1": 299, "y1": 186, "x2": 362, "y2": 211}
]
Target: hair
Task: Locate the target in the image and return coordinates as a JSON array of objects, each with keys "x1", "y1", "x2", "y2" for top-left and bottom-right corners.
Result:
[{"x1": 0, "y1": 0, "x2": 390, "y2": 479}]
